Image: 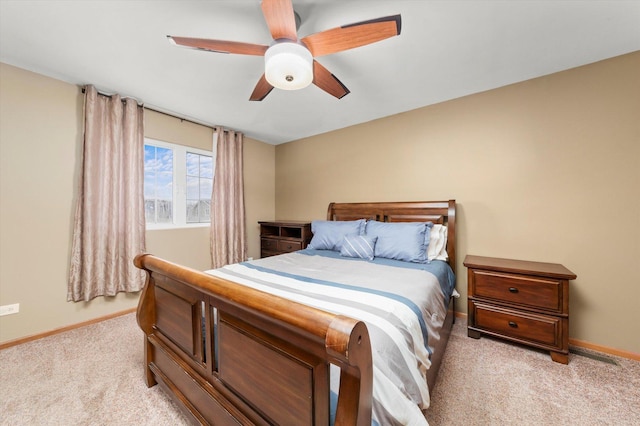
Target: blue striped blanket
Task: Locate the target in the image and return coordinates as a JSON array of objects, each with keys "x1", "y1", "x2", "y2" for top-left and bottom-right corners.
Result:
[{"x1": 207, "y1": 249, "x2": 455, "y2": 425}]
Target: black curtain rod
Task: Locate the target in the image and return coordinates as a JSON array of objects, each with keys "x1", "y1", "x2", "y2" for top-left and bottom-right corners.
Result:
[
  {"x1": 80, "y1": 86, "x2": 219, "y2": 130},
  {"x1": 145, "y1": 106, "x2": 219, "y2": 130},
  {"x1": 81, "y1": 86, "x2": 140, "y2": 103}
]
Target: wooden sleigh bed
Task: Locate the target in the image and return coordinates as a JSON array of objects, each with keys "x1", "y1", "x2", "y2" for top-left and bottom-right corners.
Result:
[{"x1": 135, "y1": 200, "x2": 457, "y2": 425}]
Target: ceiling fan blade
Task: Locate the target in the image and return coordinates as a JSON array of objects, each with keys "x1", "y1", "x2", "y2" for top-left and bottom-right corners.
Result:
[
  {"x1": 249, "y1": 74, "x2": 274, "y2": 101},
  {"x1": 301, "y1": 15, "x2": 401, "y2": 57},
  {"x1": 168, "y1": 36, "x2": 268, "y2": 56},
  {"x1": 312, "y1": 61, "x2": 350, "y2": 99},
  {"x1": 261, "y1": 0, "x2": 298, "y2": 41}
]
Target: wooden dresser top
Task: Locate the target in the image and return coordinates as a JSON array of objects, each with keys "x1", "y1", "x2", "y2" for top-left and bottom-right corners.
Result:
[{"x1": 463, "y1": 255, "x2": 577, "y2": 280}]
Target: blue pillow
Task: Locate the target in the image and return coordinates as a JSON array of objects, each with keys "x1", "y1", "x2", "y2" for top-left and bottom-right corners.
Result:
[
  {"x1": 308, "y1": 219, "x2": 366, "y2": 251},
  {"x1": 340, "y1": 234, "x2": 378, "y2": 260},
  {"x1": 365, "y1": 221, "x2": 433, "y2": 263}
]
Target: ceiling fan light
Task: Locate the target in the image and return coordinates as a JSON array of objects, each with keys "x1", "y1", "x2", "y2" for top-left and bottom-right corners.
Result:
[{"x1": 264, "y1": 42, "x2": 313, "y2": 91}]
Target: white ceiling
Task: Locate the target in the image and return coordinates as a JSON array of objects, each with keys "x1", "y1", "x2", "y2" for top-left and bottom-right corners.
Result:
[{"x1": 1, "y1": 1, "x2": 639, "y2": 145}]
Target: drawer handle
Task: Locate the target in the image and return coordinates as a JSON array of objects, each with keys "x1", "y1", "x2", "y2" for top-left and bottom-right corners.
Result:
[
  {"x1": 508, "y1": 321, "x2": 518, "y2": 328},
  {"x1": 285, "y1": 245, "x2": 292, "y2": 249},
  {"x1": 508, "y1": 287, "x2": 519, "y2": 293}
]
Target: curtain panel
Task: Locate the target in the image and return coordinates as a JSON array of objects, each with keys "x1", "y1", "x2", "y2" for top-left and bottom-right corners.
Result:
[
  {"x1": 210, "y1": 127, "x2": 247, "y2": 268},
  {"x1": 67, "y1": 85, "x2": 146, "y2": 302}
]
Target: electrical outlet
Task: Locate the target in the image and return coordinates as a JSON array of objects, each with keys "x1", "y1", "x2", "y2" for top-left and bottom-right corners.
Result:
[{"x1": 0, "y1": 303, "x2": 20, "y2": 316}]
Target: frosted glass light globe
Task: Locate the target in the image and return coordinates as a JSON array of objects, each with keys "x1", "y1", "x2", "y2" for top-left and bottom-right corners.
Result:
[{"x1": 264, "y1": 42, "x2": 313, "y2": 90}]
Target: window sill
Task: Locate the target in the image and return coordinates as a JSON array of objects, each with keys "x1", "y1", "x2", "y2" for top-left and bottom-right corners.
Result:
[{"x1": 146, "y1": 222, "x2": 210, "y2": 231}]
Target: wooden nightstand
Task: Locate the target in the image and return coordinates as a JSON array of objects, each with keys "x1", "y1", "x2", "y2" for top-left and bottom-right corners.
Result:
[
  {"x1": 259, "y1": 221, "x2": 312, "y2": 258},
  {"x1": 464, "y1": 255, "x2": 577, "y2": 364}
]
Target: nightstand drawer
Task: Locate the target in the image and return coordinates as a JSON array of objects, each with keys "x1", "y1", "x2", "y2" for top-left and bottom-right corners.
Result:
[
  {"x1": 471, "y1": 269, "x2": 562, "y2": 312},
  {"x1": 261, "y1": 238, "x2": 278, "y2": 251},
  {"x1": 277, "y1": 240, "x2": 302, "y2": 253},
  {"x1": 471, "y1": 301, "x2": 561, "y2": 347}
]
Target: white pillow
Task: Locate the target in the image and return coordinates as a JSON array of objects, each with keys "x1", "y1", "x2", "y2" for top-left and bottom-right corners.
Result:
[
  {"x1": 435, "y1": 225, "x2": 448, "y2": 261},
  {"x1": 427, "y1": 224, "x2": 448, "y2": 261}
]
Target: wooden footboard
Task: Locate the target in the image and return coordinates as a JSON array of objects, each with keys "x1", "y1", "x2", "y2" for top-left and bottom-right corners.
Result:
[{"x1": 135, "y1": 254, "x2": 372, "y2": 426}]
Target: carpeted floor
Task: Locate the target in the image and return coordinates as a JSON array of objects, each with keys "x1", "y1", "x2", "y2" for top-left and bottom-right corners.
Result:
[
  {"x1": 1, "y1": 313, "x2": 638, "y2": 425},
  {"x1": 426, "y1": 319, "x2": 640, "y2": 425},
  {"x1": 0, "y1": 313, "x2": 191, "y2": 426}
]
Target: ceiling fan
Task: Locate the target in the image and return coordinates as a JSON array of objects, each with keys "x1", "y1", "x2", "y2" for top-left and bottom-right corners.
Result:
[{"x1": 167, "y1": 0, "x2": 401, "y2": 101}]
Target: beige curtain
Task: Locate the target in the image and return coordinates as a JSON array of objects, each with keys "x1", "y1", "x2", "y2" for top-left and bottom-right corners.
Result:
[
  {"x1": 210, "y1": 127, "x2": 247, "y2": 268},
  {"x1": 67, "y1": 85, "x2": 146, "y2": 302}
]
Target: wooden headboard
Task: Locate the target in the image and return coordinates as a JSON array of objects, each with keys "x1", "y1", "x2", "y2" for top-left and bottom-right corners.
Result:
[{"x1": 327, "y1": 200, "x2": 456, "y2": 275}]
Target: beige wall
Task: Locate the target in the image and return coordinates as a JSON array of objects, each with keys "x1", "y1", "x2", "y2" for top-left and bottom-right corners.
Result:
[
  {"x1": 275, "y1": 52, "x2": 640, "y2": 353},
  {"x1": 0, "y1": 63, "x2": 275, "y2": 343},
  {"x1": 243, "y1": 137, "x2": 277, "y2": 258}
]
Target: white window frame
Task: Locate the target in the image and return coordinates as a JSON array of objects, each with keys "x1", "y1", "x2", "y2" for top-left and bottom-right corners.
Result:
[{"x1": 144, "y1": 138, "x2": 216, "y2": 230}]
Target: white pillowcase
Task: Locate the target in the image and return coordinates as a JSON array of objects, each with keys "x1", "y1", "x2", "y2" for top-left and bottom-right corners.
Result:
[{"x1": 427, "y1": 224, "x2": 448, "y2": 261}]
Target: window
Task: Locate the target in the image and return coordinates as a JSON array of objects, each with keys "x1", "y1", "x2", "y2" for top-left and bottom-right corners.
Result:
[
  {"x1": 186, "y1": 152, "x2": 213, "y2": 223},
  {"x1": 144, "y1": 138, "x2": 214, "y2": 228},
  {"x1": 144, "y1": 144, "x2": 174, "y2": 224}
]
